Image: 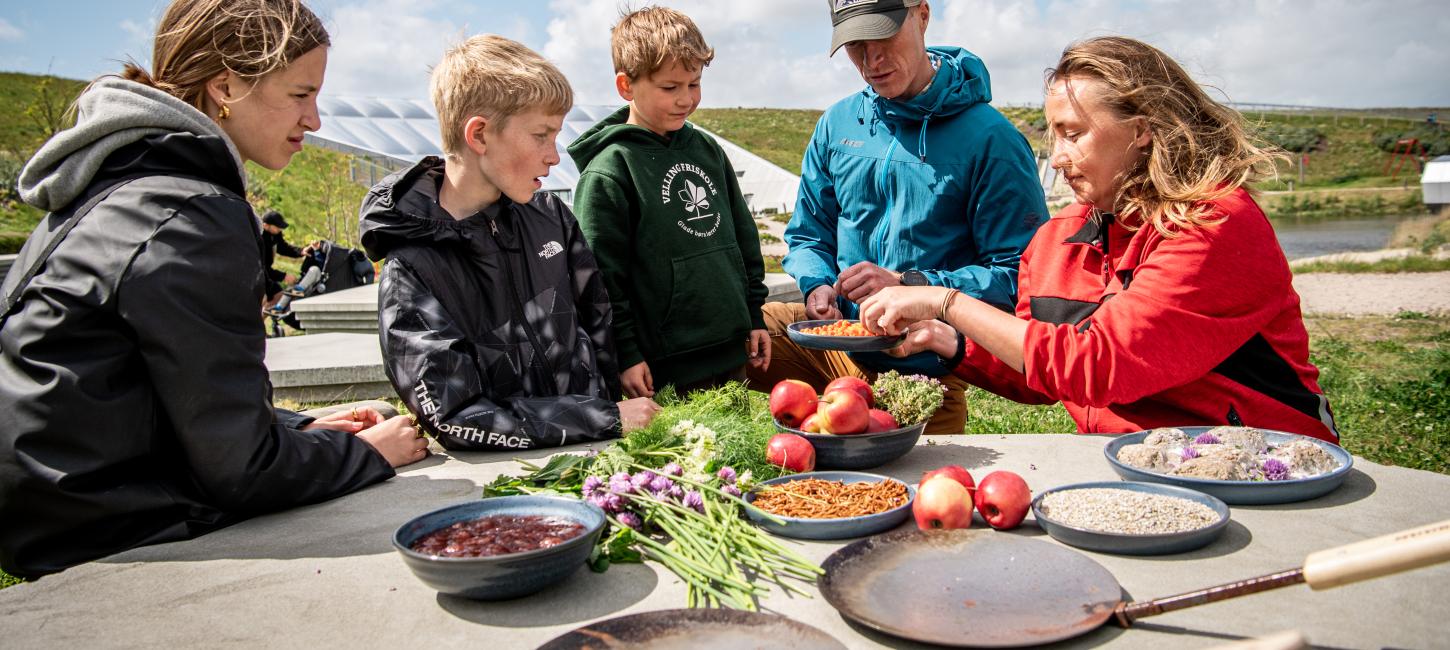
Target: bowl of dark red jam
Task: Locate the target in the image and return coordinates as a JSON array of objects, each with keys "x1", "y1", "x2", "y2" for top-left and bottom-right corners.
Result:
[{"x1": 393, "y1": 495, "x2": 606, "y2": 600}]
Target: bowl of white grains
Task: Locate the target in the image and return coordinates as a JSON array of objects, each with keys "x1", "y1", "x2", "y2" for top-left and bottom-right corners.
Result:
[{"x1": 1031, "y1": 481, "x2": 1230, "y2": 555}]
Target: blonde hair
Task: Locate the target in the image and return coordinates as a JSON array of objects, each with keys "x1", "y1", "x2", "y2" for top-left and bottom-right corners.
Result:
[
  {"x1": 1047, "y1": 36, "x2": 1286, "y2": 236},
  {"x1": 430, "y1": 35, "x2": 573, "y2": 156},
  {"x1": 121, "y1": 0, "x2": 329, "y2": 112},
  {"x1": 611, "y1": 6, "x2": 715, "y2": 80}
]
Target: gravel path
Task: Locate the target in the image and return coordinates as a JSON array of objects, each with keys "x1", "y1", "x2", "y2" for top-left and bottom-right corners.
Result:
[{"x1": 1294, "y1": 272, "x2": 1450, "y2": 316}]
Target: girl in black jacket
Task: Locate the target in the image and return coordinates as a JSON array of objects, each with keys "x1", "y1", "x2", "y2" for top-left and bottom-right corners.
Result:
[{"x1": 0, "y1": 0, "x2": 425, "y2": 579}]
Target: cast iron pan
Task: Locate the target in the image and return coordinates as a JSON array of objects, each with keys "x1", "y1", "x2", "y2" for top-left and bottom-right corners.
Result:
[
  {"x1": 536, "y1": 608, "x2": 846, "y2": 650},
  {"x1": 820, "y1": 521, "x2": 1450, "y2": 648}
]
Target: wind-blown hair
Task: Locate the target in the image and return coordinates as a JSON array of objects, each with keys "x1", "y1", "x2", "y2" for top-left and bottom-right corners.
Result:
[
  {"x1": 1047, "y1": 36, "x2": 1286, "y2": 235},
  {"x1": 120, "y1": 0, "x2": 329, "y2": 113}
]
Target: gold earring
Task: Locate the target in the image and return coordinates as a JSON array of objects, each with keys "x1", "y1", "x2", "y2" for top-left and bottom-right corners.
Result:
[{"x1": 218, "y1": 104, "x2": 230, "y2": 120}]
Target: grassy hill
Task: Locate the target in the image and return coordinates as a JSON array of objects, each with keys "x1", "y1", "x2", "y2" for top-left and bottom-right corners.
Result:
[{"x1": 1, "y1": 68, "x2": 1443, "y2": 251}]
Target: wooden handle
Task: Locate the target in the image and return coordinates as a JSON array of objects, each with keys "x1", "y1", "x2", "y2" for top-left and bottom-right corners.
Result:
[{"x1": 1303, "y1": 519, "x2": 1450, "y2": 590}]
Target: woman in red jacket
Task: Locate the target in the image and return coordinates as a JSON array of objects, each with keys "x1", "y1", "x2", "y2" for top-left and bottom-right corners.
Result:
[{"x1": 859, "y1": 36, "x2": 1338, "y2": 442}]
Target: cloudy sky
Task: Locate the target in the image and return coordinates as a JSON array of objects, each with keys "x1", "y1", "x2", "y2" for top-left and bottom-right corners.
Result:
[{"x1": 2, "y1": 0, "x2": 1447, "y2": 110}]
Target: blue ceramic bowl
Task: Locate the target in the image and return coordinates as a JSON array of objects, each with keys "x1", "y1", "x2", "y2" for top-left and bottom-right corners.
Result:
[
  {"x1": 1103, "y1": 427, "x2": 1354, "y2": 505},
  {"x1": 745, "y1": 471, "x2": 915, "y2": 540},
  {"x1": 1032, "y1": 481, "x2": 1230, "y2": 555},
  {"x1": 786, "y1": 320, "x2": 906, "y2": 352},
  {"x1": 776, "y1": 421, "x2": 925, "y2": 470},
  {"x1": 392, "y1": 495, "x2": 605, "y2": 600}
]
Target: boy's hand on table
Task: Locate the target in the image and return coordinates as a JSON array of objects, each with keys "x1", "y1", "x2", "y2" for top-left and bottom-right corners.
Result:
[
  {"x1": 619, "y1": 397, "x2": 662, "y2": 432},
  {"x1": 621, "y1": 361, "x2": 655, "y2": 398}
]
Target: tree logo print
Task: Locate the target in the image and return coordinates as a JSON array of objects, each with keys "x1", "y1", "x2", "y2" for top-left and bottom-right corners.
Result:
[{"x1": 678, "y1": 179, "x2": 711, "y2": 217}]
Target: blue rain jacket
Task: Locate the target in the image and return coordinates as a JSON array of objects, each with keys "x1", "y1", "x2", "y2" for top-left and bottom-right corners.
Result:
[{"x1": 784, "y1": 46, "x2": 1048, "y2": 375}]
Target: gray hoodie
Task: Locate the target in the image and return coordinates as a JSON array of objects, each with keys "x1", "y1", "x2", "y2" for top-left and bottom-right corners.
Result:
[{"x1": 18, "y1": 76, "x2": 245, "y2": 212}]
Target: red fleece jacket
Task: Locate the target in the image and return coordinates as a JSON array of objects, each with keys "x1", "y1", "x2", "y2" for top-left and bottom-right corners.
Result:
[{"x1": 953, "y1": 188, "x2": 1339, "y2": 442}]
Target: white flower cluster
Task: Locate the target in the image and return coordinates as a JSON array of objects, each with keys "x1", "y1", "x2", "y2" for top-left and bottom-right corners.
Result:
[{"x1": 670, "y1": 419, "x2": 718, "y2": 482}]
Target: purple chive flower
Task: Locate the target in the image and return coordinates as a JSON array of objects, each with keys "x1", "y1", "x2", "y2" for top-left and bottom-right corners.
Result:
[
  {"x1": 585, "y1": 493, "x2": 608, "y2": 511},
  {"x1": 649, "y1": 474, "x2": 675, "y2": 495},
  {"x1": 1181, "y1": 447, "x2": 1200, "y2": 461},
  {"x1": 631, "y1": 470, "x2": 656, "y2": 490},
  {"x1": 617, "y1": 511, "x2": 643, "y2": 530},
  {"x1": 602, "y1": 493, "x2": 625, "y2": 513},
  {"x1": 682, "y1": 490, "x2": 706, "y2": 514},
  {"x1": 1262, "y1": 458, "x2": 1290, "y2": 481},
  {"x1": 717, "y1": 467, "x2": 738, "y2": 484},
  {"x1": 722, "y1": 485, "x2": 742, "y2": 498},
  {"x1": 661, "y1": 462, "x2": 684, "y2": 477},
  {"x1": 1194, "y1": 433, "x2": 1221, "y2": 445},
  {"x1": 582, "y1": 475, "x2": 604, "y2": 496},
  {"x1": 667, "y1": 484, "x2": 685, "y2": 500},
  {"x1": 609, "y1": 472, "x2": 635, "y2": 495}
]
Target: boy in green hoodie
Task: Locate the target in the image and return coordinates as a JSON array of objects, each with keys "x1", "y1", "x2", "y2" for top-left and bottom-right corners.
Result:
[{"x1": 568, "y1": 7, "x2": 771, "y2": 399}]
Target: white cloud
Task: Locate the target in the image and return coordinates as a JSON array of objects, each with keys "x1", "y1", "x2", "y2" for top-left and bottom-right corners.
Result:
[
  {"x1": 309, "y1": 0, "x2": 1450, "y2": 109},
  {"x1": 0, "y1": 18, "x2": 22, "y2": 42}
]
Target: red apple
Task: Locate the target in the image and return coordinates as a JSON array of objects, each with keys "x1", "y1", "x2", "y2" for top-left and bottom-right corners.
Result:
[
  {"x1": 913, "y1": 475, "x2": 974, "y2": 530},
  {"x1": 921, "y1": 465, "x2": 975, "y2": 494},
  {"x1": 866, "y1": 409, "x2": 898, "y2": 433},
  {"x1": 769, "y1": 379, "x2": 817, "y2": 428},
  {"x1": 816, "y1": 389, "x2": 869, "y2": 435},
  {"x1": 824, "y1": 376, "x2": 873, "y2": 408},
  {"x1": 800, "y1": 413, "x2": 824, "y2": 434},
  {"x1": 766, "y1": 433, "x2": 816, "y2": 473},
  {"x1": 974, "y1": 471, "x2": 1032, "y2": 530}
]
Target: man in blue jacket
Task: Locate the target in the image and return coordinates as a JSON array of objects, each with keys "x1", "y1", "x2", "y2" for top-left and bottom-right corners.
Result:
[{"x1": 749, "y1": 0, "x2": 1047, "y2": 434}]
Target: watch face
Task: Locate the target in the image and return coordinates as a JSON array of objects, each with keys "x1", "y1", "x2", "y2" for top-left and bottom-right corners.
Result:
[{"x1": 901, "y1": 270, "x2": 928, "y2": 286}]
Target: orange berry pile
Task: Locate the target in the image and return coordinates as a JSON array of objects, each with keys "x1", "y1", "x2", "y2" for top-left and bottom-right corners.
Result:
[{"x1": 802, "y1": 320, "x2": 875, "y2": 337}]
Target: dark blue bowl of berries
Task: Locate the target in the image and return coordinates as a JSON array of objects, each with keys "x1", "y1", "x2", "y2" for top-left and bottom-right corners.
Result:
[{"x1": 393, "y1": 495, "x2": 606, "y2": 600}]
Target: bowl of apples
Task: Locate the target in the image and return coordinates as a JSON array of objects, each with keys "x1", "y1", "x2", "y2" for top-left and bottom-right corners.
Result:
[{"x1": 769, "y1": 377, "x2": 925, "y2": 471}]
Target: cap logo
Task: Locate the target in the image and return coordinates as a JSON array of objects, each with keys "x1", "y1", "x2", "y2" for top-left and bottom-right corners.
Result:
[{"x1": 834, "y1": 0, "x2": 878, "y2": 13}]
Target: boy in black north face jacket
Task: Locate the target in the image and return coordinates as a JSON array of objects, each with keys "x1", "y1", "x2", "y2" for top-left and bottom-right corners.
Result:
[{"x1": 360, "y1": 35, "x2": 661, "y2": 451}]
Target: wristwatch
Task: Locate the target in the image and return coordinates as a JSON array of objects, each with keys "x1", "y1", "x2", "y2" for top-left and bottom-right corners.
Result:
[{"x1": 900, "y1": 270, "x2": 930, "y2": 286}]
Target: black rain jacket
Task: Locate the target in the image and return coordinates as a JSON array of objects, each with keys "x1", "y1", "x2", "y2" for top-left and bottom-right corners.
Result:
[
  {"x1": 0, "y1": 125, "x2": 393, "y2": 580},
  {"x1": 360, "y1": 157, "x2": 624, "y2": 451}
]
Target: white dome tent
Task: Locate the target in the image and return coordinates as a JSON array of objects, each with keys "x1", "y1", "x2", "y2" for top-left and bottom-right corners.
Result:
[{"x1": 304, "y1": 96, "x2": 800, "y2": 214}]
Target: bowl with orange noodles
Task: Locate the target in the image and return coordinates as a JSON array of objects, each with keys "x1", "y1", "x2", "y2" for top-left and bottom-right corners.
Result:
[
  {"x1": 744, "y1": 471, "x2": 916, "y2": 540},
  {"x1": 786, "y1": 319, "x2": 906, "y2": 352}
]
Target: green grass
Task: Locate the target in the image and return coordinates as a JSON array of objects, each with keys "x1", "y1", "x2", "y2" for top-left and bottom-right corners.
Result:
[
  {"x1": 1306, "y1": 314, "x2": 1450, "y2": 474},
  {"x1": 0, "y1": 569, "x2": 19, "y2": 589},
  {"x1": 962, "y1": 388, "x2": 1075, "y2": 434},
  {"x1": 691, "y1": 108, "x2": 821, "y2": 172},
  {"x1": 1292, "y1": 255, "x2": 1450, "y2": 274}
]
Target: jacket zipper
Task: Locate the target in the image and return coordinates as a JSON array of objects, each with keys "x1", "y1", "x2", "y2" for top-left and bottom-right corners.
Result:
[
  {"x1": 490, "y1": 217, "x2": 559, "y2": 395},
  {"x1": 871, "y1": 136, "x2": 899, "y2": 265}
]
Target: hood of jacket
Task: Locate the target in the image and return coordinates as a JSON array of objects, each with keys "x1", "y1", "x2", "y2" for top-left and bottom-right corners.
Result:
[
  {"x1": 867, "y1": 46, "x2": 991, "y2": 125},
  {"x1": 18, "y1": 76, "x2": 246, "y2": 212},
  {"x1": 565, "y1": 105, "x2": 698, "y2": 172},
  {"x1": 358, "y1": 156, "x2": 499, "y2": 260}
]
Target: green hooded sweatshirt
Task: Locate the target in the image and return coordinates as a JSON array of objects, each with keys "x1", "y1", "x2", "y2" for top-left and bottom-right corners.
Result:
[{"x1": 568, "y1": 106, "x2": 767, "y2": 388}]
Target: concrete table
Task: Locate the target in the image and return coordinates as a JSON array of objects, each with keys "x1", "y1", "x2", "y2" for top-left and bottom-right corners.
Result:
[{"x1": 3, "y1": 434, "x2": 1447, "y2": 649}]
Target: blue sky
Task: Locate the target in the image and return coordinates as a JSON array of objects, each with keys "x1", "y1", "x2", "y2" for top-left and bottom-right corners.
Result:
[{"x1": 2, "y1": 0, "x2": 1447, "y2": 109}]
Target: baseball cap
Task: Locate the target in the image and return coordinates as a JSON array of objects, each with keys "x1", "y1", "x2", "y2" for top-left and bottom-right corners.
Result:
[
  {"x1": 827, "y1": 0, "x2": 922, "y2": 56},
  {"x1": 261, "y1": 211, "x2": 288, "y2": 229}
]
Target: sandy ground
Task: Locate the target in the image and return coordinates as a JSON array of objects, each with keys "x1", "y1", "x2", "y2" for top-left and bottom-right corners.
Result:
[{"x1": 1294, "y1": 271, "x2": 1450, "y2": 316}]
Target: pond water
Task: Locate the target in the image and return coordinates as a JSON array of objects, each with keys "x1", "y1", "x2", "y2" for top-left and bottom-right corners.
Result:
[{"x1": 1270, "y1": 213, "x2": 1420, "y2": 260}]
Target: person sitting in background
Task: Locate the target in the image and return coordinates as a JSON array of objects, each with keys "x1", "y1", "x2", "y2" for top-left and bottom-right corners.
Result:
[
  {"x1": 361, "y1": 35, "x2": 660, "y2": 451},
  {"x1": 858, "y1": 36, "x2": 1339, "y2": 443},
  {"x1": 0, "y1": 0, "x2": 425, "y2": 580},
  {"x1": 260, "y1": 209, "x2": 303, "y2": 307}
]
